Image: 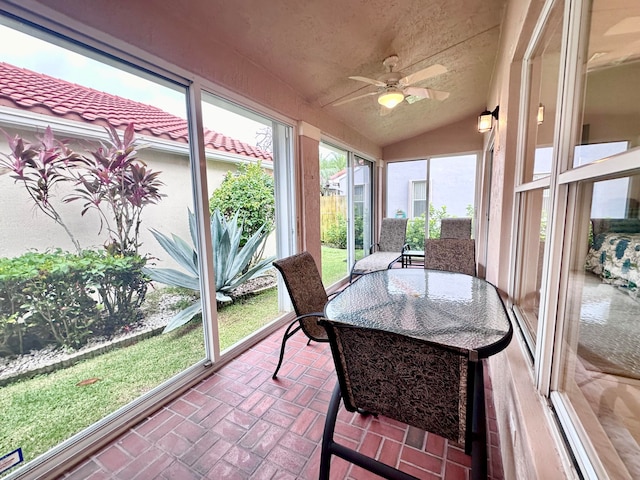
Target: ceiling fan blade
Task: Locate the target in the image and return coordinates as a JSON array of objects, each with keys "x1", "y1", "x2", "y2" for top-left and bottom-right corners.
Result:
[
  {"x1": 332, "y1": 91, "x2": 378, "y2": 106},
  {"x1": 349, "y1": 76, "x2": 387, "y2": 87},
  {"x1": 400, "y1": 64, "x2": 447, "y2": 86},
  {"x1": 403, "y1": 86, "x2": 450, "y2": 101}
]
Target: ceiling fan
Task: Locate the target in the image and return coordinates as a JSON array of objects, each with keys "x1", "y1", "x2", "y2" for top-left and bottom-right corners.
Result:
[{"x1": 334, "y1": 55, "x2": 450, "y2": 111}]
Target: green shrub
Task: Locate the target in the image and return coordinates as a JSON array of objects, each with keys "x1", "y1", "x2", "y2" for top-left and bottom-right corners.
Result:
[
  {"x1": 406, "y1": 214, "x2": 426, "y2": 250},
  {"x1": 209, "y1": 162, "x2": 275, "y2": 246},
  {"x1": 84, "y1": 251, "x2": 148, "y2": 334},
  {"x1": 322, "y1": 215, "x2": 364, "y2": 250},
  {"x1": 407, "y1": 204, "x2": 475, "y2": 247},
  {"x1": 324, "y1": 214, "x2": 348, "y2": 249},
  {"x1": 428, "y1": 204, "x2": 447, "y2": 239},
  {"x1": 0, "y1": 250, "x2": 148, "y2": 354}
]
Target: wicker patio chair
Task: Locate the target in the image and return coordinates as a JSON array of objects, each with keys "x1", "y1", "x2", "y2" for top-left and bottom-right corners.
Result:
[
  {"x1": 350, "y1": 218, "x2": 408, "y2": 281},
  {"x1": 440, "y1": 217, "x2": 472, "y2": 239},
  {"x1": 424, "y1": 238, "x2": 476, "y2": 276},
  {"x1": 271, "y1": 252, "x2": 332, "y2": 379},
  {"x1": 318, "y1": 320, "x2": 486, "y2": 480}
]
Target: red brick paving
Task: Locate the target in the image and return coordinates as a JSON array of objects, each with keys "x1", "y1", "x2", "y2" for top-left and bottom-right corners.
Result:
[{"x1": 61, "y1": 325, "x2": 504, "y2": 479}]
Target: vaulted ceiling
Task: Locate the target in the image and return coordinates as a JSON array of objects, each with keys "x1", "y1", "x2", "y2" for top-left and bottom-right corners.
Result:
[
  {"x1": 23, "y1": 0, "x2": 508, "y2": 148},
  {"x1": 190, "y1": 0, "x2": 507, "y2": 147}
]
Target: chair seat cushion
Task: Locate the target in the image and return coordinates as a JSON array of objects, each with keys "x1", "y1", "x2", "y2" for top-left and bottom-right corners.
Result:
[{"x1": 352, "y1": 252, "x2": 401, "y2": 274}]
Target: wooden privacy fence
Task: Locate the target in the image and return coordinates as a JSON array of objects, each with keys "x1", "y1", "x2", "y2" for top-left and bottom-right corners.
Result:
[{"x1": 320, "y1": 195, "x2": 346, "y2": 242}]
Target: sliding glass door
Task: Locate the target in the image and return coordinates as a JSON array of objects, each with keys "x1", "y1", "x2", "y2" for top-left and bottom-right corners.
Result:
[
  {"x1": 386, "y1": 155, "x2": 476, "y2": 252},
  {"x1": 319, "y1": 143, "x2": 373, "y2": 285},
  {"x1": 0, "y1": 20, "x2": 206, "y2": 472},
  {"x1": 352, "y1": 156, "x2": 373, "y2": 266},
  {"x1": 199, "y1": 92, "x2": 294, "y2": 353}
]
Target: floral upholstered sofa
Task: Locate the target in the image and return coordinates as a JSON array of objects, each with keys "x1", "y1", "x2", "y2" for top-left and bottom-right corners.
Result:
[{"x1": 585, "y1": 218, "x2": 640, "y2": 298}]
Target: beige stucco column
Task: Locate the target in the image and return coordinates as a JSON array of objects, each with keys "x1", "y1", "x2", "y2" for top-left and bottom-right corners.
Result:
[{"x1": 297, "y1": 121, "x2": 322, "y2": 267}]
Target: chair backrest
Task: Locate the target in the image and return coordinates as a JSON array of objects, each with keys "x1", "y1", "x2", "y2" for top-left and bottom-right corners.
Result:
[
  {"x1": 424, "y1": 238, "x2": 476, "y2": 276},
  {"x1": 321, "y1": 320, "x2": 476, "y2": 448},
  {"x1": 440, "y1": 218, "x2": 472, "y2": 239},
  {"x1": 272, "y1": 252, "x2": 328, "y2": 340},
  {"x1": 377, "y1": 218, "x2": 408, "y2": 252}
]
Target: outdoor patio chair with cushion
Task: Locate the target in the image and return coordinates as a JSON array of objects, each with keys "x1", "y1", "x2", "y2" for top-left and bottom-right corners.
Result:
[
  {"x1": 424, "y1": 238, "x2": 476, "y2": 276},
  {"x1": 271, "y1": 251, "x2": 333, "y2": 379},
  {"x1": 349, "y1": 217, "x2": 408, "y2": 281},
  {"x1": 318, "y1": 320, "x2": 487, "y2": 480},
  {"x1": 440, "y1": 217, "x2": 472, "y2": 239}
]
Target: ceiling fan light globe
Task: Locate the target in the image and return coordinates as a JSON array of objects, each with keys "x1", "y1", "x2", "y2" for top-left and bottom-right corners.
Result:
[{"x1": 378, "y1": 90, "x2": 404, "y2": 109}]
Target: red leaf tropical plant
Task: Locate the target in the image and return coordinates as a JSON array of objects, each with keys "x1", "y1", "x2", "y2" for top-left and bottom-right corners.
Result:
[
  {"x1": 0, "y1": 126, "x2": 82, "y2": 251},
  {"x1": 1, "y1": 123, "x2": 165, "y2": 255},
  {"x1": 65, "y1": 123, "x2": 165, "y2": 255}
]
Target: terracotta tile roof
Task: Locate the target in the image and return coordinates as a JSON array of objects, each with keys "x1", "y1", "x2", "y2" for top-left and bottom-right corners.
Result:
[
  {"x1": 0, "y1": 62, "x2": 272, "y2": 162},
  {"x1": 329, "y1": 168, "x2": 346, "y2": 180}
]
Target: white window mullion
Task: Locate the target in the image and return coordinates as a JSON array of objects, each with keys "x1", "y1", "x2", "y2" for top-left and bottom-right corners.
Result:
[
  {"x1": 187, "y1": 81, "x2": 219, "y2": 363},
  {"x1": 346, "y1": 151, "x2": 355, "y2": 264}
]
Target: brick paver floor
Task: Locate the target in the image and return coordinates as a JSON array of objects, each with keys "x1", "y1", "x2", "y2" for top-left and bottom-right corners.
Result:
[{"x1": 61, "y1": 323, "x2": 504, "y2": 479}]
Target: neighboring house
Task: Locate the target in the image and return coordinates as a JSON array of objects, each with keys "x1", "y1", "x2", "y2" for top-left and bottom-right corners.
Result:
[
  {"x1": 324, "y1": 167, "x2": 372, "y2": 224},
  {"x1": 322, "y1": 169, "x2": 343, "y2": 196},
  {"x1": 0, "y1": 62, "x2": 273, "y2": 261},
  {"x1": 386, "y1": 160, "x2": 427, "y2": 218},
  {"x1": 386, "y1": 157, "x2": 478, "y2": 219}
]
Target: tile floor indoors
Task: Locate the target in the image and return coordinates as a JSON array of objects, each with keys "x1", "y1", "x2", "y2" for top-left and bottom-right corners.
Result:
[{"x1": 61, "y1": 324, "x2": 504, "y2": 479}]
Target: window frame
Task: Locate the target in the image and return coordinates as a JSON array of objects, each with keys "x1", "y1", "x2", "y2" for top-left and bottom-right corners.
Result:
[
  {"x1": 410, "y1": 179, "x2": 427, "y2": 218},
  {"x1": 516, "y1": 0, "x2": 640, "y2": 477},
  {"x1": 510, "y1": 0, "x2": 572, "y2": 382}
]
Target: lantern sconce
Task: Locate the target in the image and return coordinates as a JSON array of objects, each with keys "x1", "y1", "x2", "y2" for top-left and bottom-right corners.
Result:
[
  {"x1": 537, "y1": 103, "x2": 545, "y2": 125},
  {"x1": 478, "y1": 106, "x2": 499, "y2": 133}
]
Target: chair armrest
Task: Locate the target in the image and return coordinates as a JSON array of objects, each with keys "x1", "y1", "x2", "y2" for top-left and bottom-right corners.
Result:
[{"x1": 296, "y1": 312, "x2": 325, "y2": 320}]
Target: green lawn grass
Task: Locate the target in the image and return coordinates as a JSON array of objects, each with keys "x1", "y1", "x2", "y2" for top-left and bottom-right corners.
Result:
[
  {"x1": 0, "y1": 287, "x2": 278, "y2": 467},
  {"x1": 218, "y1": 287, "x2": 279, "y2": 350},
  {"x1": 0, "y1": 323, "x2": 205, "y2": 465},
  {"x1": 321, "y1": 245, "x2": 348, "y2": 285}
]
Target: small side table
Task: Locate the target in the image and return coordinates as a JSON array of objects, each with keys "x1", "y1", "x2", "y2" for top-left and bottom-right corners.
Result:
[{"x1": 402, "y1": 249, "x2": 425, "y2": 267}]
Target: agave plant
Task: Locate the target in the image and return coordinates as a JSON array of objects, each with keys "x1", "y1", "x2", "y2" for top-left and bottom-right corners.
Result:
[{"x1": 144, "y1": 209, "x2": 275, "y2": 332}]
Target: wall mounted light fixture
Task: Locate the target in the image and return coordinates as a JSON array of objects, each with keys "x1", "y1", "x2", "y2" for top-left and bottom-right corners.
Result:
[
  {"x1": 537, "y1": 103, "x2": 545, "y2": 125},
  {"x1": 478, "y1": 106, "x2": 499, "y2": 133}
]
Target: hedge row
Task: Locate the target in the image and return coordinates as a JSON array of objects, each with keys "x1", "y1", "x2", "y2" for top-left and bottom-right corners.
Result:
[{"x1": 0, "y1": 250, "x2": 148, "y2": 355}]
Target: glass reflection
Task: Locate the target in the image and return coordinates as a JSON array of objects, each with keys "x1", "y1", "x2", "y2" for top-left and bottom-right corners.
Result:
[
  {"x1": 514, "y1": 188, "x2": 549, "y2": 344},
  {"x1": 558, "y1": 173, "x2": 640, "y2": 479},
  {"x1": 522, "y1": 3, "x2": 563, "y2": 183}
]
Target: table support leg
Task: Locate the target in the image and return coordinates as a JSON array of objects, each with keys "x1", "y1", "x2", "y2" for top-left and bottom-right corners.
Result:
[{"x1": 471, "y1": 359, "x2": 487, "y2": 480}]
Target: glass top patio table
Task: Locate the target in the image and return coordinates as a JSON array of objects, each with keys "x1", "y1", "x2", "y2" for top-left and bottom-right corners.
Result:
[{"x1": 325, "y1": 269, "x2": 512, "y2": 358}]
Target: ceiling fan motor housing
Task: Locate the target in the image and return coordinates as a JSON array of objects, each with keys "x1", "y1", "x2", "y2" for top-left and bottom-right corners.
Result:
[{"x1": 379, "y1": 72, "x2": 403, "y2": 86}]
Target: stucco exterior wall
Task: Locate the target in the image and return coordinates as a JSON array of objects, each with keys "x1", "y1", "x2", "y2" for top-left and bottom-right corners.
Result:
[{"x1": 0, "y1": 125, "x2": 276, "y2": 269}]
